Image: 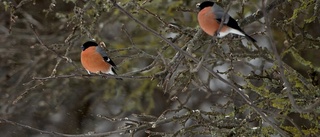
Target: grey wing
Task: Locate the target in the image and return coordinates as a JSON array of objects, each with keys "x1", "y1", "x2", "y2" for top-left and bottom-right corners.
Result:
[
  {"x1": 96, "y1": 45, "x2": 108, "y2": 57},
  {"x1": 212, "y1": 4, "x2": 230, "y2": 24},
  {"x1": 213, "y1": 4, "x2": 244, "y2": 32},
  {"x1": 96, "y1": 46, "x2": 117, "y2": 67}
]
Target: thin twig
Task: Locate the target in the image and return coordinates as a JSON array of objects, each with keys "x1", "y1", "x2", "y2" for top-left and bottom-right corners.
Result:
[
  {"x1": 240, "y1": 0, "x2": 286, "y2": 26},
  {"x1": 0, "y1": 110, "x2": 199, "y2": 137},
  {"x1": 12, "y1": 82, "x2": 43, "y2": 105},
  {"x1": 121, "y1": 24, "x2": 157, "y2": 59},
  {"x1": 33, "y1": 73, "x2": 151, "y2": 80},
  {"x1": 29, "y1": 24, "x2": 72, "y2": 62}
]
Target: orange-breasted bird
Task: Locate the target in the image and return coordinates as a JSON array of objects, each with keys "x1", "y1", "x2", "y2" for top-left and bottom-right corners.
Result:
[
  {"x1": 197, "y1": 1, "x2": 256, "y2": 42},
  {"x1": 81, "y1": 41, "x2": 121, "y2": 79}
]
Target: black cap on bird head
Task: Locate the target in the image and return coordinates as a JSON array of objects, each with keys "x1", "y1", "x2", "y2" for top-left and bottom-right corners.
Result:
[
  {"x1": 196, "y1": 1, "x2": 215, "y2": 11},
  {"x1": 82, "y1": 41, "x2": 98, "y2": 51}
]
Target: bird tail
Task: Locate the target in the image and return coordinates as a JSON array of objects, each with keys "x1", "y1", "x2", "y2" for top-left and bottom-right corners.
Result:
[
  {"x1": 231, "y1": 28, "x2": 257, "y2": 42},
  {"x1": 111, "y1": 68, "x2": 123, "y2": 80},
  {"x1": 244, "y1": 33, "x2": 257, "y2": 43}
]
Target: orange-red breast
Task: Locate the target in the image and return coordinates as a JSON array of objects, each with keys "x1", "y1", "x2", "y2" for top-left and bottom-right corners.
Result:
[
  {"x1": 81, "y1": 41, "x2": 121, "y2": 79},
  {"x1": 197, "y1": 1, "x2": 256, "y2": 42}
]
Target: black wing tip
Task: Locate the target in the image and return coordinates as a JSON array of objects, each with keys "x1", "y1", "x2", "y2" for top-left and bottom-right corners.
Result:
[
  {"x1": 245, "y1": 34, "x2": 257, "y2": 43},
  {"x1": 111, "y1": 68, "x2": 123, "y2": 80},
  {"x1": 111, "y1": 67, "x2": 117, "y2": 75}
]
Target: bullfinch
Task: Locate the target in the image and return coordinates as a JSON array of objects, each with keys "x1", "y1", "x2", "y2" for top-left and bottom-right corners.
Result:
[
  {"x1": 197, "y1": 1, "x2": 256, "y2": 42},
  {"x1": 81, "y1": 41, "x2": 121, "y2": 79}
]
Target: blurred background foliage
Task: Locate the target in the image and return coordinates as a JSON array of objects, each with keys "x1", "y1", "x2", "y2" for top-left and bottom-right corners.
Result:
[{"x1": 0, "y1": 0, "x2": 319, "y2": 136}]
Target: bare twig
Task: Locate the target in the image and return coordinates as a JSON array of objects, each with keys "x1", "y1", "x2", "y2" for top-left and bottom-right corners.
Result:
[
  {"x1": 12, "y1": 82, "x2": 43, "y2": 105},
  {"x1": 33, "y1": 73, "x2": 151, "y2": 80},
  {"x1": 29, "y1": 24, "x2": 72, "y2": 62},
  {"x1": 240, "y1": 0, "x2": 286, "y2": 26},
  {"x1": 0, "y1": 110, "x2": 206, "y2": 137},
  {"x1": 121, "y1": 24, "x2": 157, "y2": 59},
  {"x1": 15, "y1": 0, "x2": 33, "y2": 9},
  {"x1": 50, "y1": 27, "x2": 79, "y2": 76}
]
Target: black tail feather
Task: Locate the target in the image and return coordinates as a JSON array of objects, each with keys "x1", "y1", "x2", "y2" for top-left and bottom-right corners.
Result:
[
  {"x1": 244, "y1": 33, "x2": 257, "y2": 42},
  {"x1": 111, "y1": 68, "x2": 123, "y2": 80}
]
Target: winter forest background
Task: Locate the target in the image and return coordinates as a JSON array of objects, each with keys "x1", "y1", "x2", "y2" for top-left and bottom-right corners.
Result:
[{"x1": 0, "y1": 0, "x2": 319, "y2": 136}]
